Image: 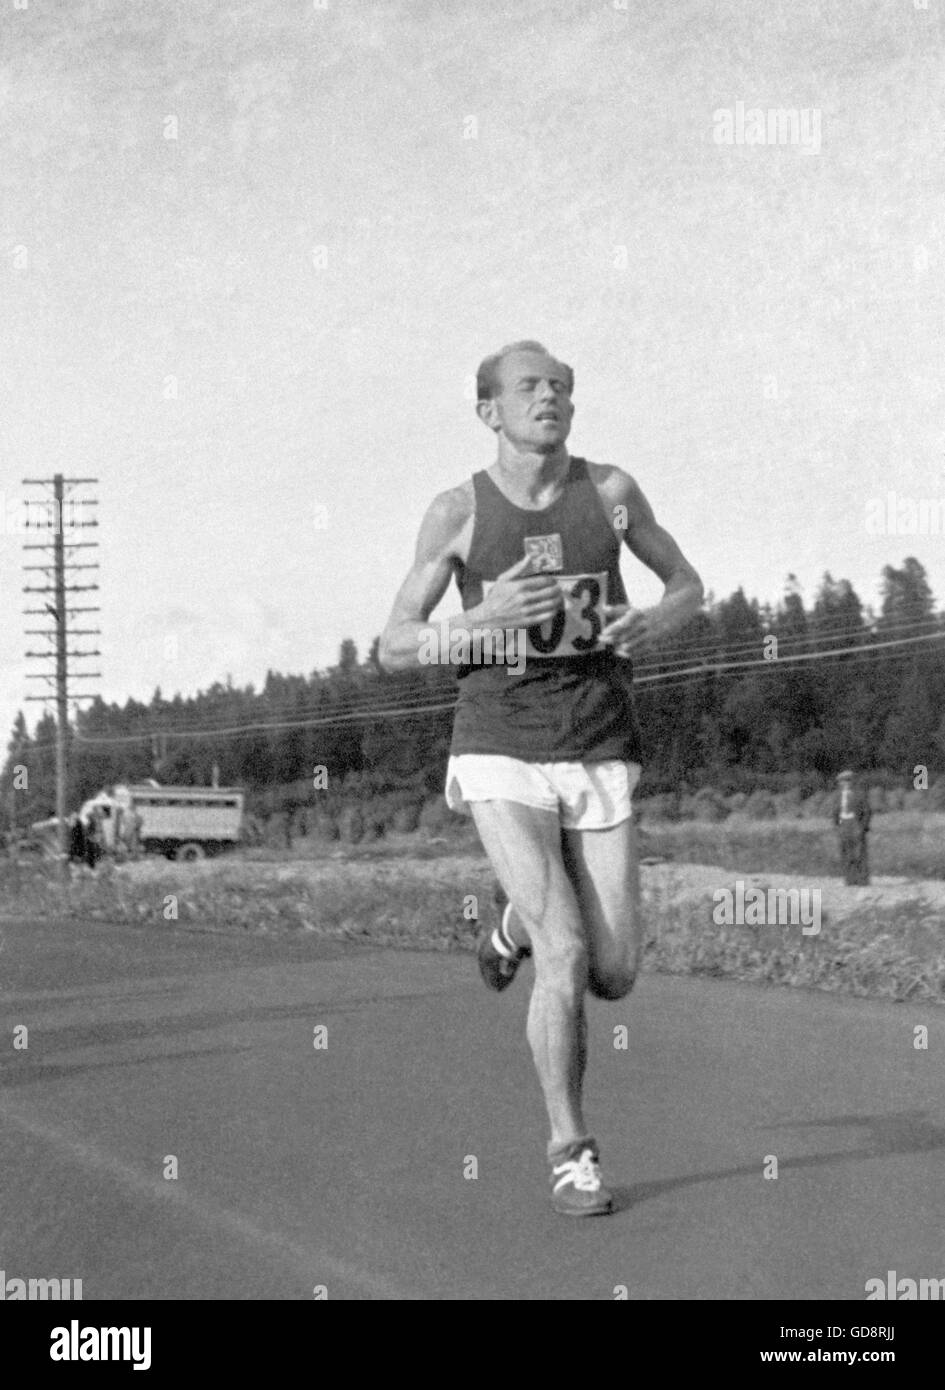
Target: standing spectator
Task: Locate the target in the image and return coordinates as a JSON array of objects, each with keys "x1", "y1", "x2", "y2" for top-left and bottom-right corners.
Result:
[
  {"x1": 113, "y1": 806, "x2": 127, "y2": 862},
  {"x1": 69, "y1": 814, "x2": 86, "y2": 865},
  {"x1": 85, "y1": 810, "x2": 102, "y2": 870},
  {"x1": 833, "y1": 770, "x2": 871, "y2": 885},
  {"x1": 99, "y1": 803, "x2": 116, "y2": 855}
]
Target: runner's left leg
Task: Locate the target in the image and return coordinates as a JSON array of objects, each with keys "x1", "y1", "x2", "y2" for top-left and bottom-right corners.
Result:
[
  {"x1": 491, "y1": 815, "x2": 642, "y2": 995},
  {"x1": 561, "y1": 816, "x2": 642, "y2": 1000}
]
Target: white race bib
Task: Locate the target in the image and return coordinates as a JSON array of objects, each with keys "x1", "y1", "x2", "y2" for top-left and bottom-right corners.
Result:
[{"x1": 483, "y1": 572, "x2": 609, "y2": 659}]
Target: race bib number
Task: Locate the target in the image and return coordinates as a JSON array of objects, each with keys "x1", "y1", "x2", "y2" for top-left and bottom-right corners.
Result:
[{"x1": 483, "y1": 571, "x2": 609, "y2": 659}]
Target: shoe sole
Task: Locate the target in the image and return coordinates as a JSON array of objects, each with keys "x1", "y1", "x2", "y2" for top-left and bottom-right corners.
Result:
[{"x1": 551, "y1": 1199, "x2": 614, "y2": 1217}]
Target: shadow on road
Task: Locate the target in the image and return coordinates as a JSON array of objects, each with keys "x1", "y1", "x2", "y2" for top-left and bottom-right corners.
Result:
[{"x1": 611, "y1": 1110, "x2": 945, "y2": 1213}]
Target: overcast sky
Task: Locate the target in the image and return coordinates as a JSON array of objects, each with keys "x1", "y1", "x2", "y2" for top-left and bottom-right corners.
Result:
[{"x1": 2, "y1": 0, "x2": 944, "y2": 738}]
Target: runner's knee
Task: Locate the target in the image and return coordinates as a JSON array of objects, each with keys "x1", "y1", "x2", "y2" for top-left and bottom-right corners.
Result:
[{"x1": 533, "y1": 933, "x2": 587, "y2": 992}]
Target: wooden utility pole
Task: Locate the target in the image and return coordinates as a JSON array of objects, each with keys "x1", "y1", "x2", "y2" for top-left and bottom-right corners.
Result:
[{"x1": 22, "y1": 475, "x2": 101, "y2": 872}]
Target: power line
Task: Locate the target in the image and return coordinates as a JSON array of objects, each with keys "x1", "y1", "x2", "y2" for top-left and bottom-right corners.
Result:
[
  {"x1": 54, "y1": 625, "x2": 945, "y2": 748},
  {"x1": 68, "y1": 613, "x2": 945, "y2": 732},
  {"x1": 71, "y1": 700, "x2": 458, "y2": 745},
  {"x1": 57, "y1": 612, "x2": 945, "y2": 742},
  {"x1": 634, "y1": 627, "x2": 945, "y2": 683},
  {"x1": 631, "y1": 615, "x2": 943, "y2": 672},
  {"x1": 635, "y1": 637, "x2": 945, "y2": 695},
  {"x1": 18, "y1": 597, "x2": 932, "y2": 749},
  {"x1": 621, "y1": 608, "x2": 943, "y2": 666}
]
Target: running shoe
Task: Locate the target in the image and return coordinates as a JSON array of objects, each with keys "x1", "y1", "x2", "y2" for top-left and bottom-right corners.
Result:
[
  {"x1": 476, "y1": 886, "x2": 531, "y2": 992},
  {"x1": 549, "y1": 1141, "x2": 614, "y2": 1217}
]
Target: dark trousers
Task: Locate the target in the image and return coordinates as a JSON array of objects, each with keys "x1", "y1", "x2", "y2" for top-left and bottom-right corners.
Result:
[{"x1": 838, "y1": 826, "x2": 869, "y2": 885}]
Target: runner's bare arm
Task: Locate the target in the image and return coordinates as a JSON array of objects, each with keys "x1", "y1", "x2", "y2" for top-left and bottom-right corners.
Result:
[
  {"x1": 591, "y1": 465, "x2": 704, "y2": 651},
  {"x1": 378, "y1": 490, "x2": 471, "y2": 671},
  {"x1": 379, "y1": 490, "x2": 565, "y2": 671}
]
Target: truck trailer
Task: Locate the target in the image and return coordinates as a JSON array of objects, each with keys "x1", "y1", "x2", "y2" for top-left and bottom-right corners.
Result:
[{"x1": 81, "y1": 784, "x2": 245, "y2": 862}]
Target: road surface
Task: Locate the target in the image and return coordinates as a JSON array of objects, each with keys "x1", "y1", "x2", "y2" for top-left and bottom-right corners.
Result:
[{"x1": 1, "y1": 912, "x2": 943, "y2": 1300}]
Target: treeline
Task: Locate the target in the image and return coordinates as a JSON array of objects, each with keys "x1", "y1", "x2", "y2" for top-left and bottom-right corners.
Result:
[{"x1": 3, "y1": 558, "x2": 944, "y2": 832}]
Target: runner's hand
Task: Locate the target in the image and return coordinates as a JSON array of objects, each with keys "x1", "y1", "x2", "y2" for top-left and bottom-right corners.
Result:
[
  {"x1": 478, "y1": 554, "x2": 565, "y2": 628},
  {"x1": 599, "y1": 602, "x2": 674, "y2": 656}
]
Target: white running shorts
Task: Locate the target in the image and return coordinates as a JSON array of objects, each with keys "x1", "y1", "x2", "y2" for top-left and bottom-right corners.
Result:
[{"x1": 445, "y1": 754, "x2": 642, "y2": 830}]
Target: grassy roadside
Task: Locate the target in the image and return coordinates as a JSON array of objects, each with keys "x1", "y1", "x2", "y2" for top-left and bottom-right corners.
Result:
[
  {"x1": 0, "y1": 855, "x2": 480, "y2": 951},
  {"x1": 639, "y1": 811, "x2": 945, "y2": 880},
  {"x1": 641, "y1": 882, "x2": 945, "y2": 1002},
  {"x1": 2, "y1": 838, "x2": 944, "y2": 1004}
]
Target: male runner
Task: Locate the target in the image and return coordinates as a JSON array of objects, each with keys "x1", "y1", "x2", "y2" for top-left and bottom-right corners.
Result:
[{"x1": 379, "y1": 341, "x2": 703, "y2": 1216}]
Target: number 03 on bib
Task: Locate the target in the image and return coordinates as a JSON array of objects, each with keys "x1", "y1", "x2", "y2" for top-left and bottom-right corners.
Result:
[{"x1": 483, "y1": 571, "x2": 608, "y2": 659}]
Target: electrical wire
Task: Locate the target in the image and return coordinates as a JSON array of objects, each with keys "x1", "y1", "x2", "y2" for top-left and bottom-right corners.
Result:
[{"x1": 47, "y1": 625, "x2": 945, "y2": 748}]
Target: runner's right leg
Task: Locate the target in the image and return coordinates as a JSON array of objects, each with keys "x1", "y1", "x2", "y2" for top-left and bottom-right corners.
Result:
[{"x1": 469, "y1": 799, "x2": 589, "y2": 1152}]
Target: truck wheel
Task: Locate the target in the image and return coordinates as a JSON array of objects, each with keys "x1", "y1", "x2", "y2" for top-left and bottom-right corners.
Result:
[{"x1": 175, "y1": 842, "x2": 205, "y2": 863}]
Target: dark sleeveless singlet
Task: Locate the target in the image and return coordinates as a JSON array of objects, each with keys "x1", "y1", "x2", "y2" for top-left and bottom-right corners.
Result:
[{"x1": 449, "y1": 456, "x2": 643, "y2": 763}]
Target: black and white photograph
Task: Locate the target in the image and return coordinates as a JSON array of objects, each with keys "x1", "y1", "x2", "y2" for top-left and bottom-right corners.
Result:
[{"x1": 1, "y1": 0, "x2": 943, "y2": 1342}]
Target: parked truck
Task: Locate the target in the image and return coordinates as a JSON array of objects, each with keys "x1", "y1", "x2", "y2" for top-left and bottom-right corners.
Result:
[{"x1": 80, "y1": 783, "x2": 245, "y2": 862}]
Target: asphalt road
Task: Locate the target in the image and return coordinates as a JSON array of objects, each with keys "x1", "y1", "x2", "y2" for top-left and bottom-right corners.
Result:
[{"x1": 1, "y1": 912, "x2": 943, "y2": 1300}]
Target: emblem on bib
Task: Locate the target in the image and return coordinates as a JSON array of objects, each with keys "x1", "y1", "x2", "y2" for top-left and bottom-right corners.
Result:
[{"x1": 523, "y1": 533, "x2": 564, "y2": 573}]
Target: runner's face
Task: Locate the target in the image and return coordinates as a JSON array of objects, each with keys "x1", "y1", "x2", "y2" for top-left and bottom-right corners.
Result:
[{"x1": 491, "y1": 351, "x2": 574, "y2": 452}]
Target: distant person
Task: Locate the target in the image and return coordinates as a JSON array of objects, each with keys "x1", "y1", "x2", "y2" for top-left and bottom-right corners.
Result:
[
  {"x1": 129, "y1": 808, "x2": 144, "y2": 859},
  {"x1": 99, "y1": 803, "x2": 115, "y2": 854},
  {"x1": 69, "y1": 815, "x2": 86, "y2": 865},
  {"x1": 113, "y1": 805, "x2": 137, "y2": 861},
  {"x1": 85, "y1": 809, "x2": 102, "y2": 870},
  {"x1": 833, "y1": 770, "x2": 871, "y2": 885},
  {"x1": 112, "y1": 806, "x2": 126, "y2": 862}
]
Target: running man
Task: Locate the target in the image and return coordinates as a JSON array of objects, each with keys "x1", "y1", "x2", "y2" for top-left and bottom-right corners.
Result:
[{"x1": 379, "y1": 341, "x2": 703, "y2": 1216}]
